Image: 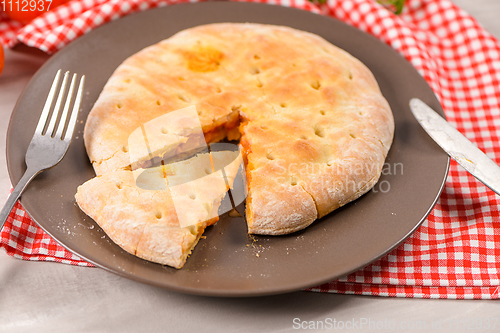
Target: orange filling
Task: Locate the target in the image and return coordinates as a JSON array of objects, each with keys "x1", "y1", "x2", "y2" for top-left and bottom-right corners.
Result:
[
  {"x1": 203, "y1": 112, "x2": 241, "y2": 143},
  {"x1": 183, "y1": 46, "x2": 224, "y2": 73},
  {"x1": 238, "y1": 123, "x2": 254, "y2": 227}
]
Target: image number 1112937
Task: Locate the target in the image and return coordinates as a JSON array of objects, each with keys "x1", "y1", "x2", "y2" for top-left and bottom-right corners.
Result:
[
  {"x1": 1, "y1": 0, "x2": 68, "y2": 24},
  {"x1": 1, "y1": 0, "x2": 53, "y2": 12}
]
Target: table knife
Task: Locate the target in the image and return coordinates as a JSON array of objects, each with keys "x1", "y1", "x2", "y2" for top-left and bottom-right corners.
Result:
[{"x1": 409, "y1": 98, "x2": 500, "y2": 196}]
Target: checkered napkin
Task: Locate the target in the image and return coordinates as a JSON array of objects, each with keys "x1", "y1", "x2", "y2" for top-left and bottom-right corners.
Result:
[{"x1": 2, "y1": 0, "x2": 500, "y2": 299}]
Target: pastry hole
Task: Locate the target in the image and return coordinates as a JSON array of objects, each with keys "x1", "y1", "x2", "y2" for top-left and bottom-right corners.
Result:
[
  {"x1": 116, "y1": 103, "x2": 123, "y2": 109},
  {"x1": 311, "y1": 80, "x2": 321, "y2": 90},
  {"x1": 156, "y1": 100, "x2": 162, "y2": 106},
  {"x1": 256, "y1": 82, "x2": 263, "y2": 88},
  {"x1": 260, "y1": 125, "x2": 268, "y2": 130},
  {"x1": 320, "y1": 110, "x2": 325, "y2": 115},
  {"x1": 300, "y1": 135, "x2": 308, "y2": 140},
  {"x1": 197, "y1": 110, "x2": 203, "y2": 116},
  {"x1": 116, "y1": 182, "x2": 123, "y2": 189},
  {"x1": 205, "y1": 168, "x2": 212, "y2": 175},
  {"x1": 253, "y1": 54, "x2": 261, "y2": 60},
  {"x1": 266, "y1": 153, "x2": 275, "y2": 160},
  {"x1": 290, "y1": 177, "x2": 297, "y2": 186},
  {"x1": 161, "y1": 127, "x2": 169, "y2": 134},
  {"x1": 314, "y1": 125, "x2": 325, "y2": 138},
  {"x1": 178, "y1": 94, "x2": 190, "y2": 103},
  {"x1": 348, "y1": 72, "x2": 353, "y2": 80},
  {"x1": 280, "y1": 103, "x2": 287, "y2": 108},
  {"x1": 155, "y1": 211, "x2": 162, "y2": 219},
  {"x1": 358, "y1": 111, "x2": 365, "y2": 116},
  {"x1": 250, "y1": 67, "x2": 261, "y2": 75},
  {"x1": 350, "y1": 133, "x2": 356, "y2": 139},
  {"x1": 215, "y1": 87, "x2": 222, "y2": 93},
  {"x1": 189, "y1": 194, "x2": 196, "y2": 200}
]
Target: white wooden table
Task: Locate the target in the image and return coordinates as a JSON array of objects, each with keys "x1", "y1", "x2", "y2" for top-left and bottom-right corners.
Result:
[{"x1": 1, "y1": 1, "x2": 500, "y2": 332}]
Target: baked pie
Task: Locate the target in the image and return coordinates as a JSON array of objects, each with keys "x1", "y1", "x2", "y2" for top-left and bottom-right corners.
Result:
[{"x1": 76, "y1": 23, "x2": 394, "y2": 268}]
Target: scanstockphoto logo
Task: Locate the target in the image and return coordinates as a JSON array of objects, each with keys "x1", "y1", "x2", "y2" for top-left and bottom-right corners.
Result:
[
  {"x1": 293, "y1": 317, "x2": 433, "y2": 331},
  {"x1": 125, "y1": 105, "x2": 402, "y2": 227},
  {"x1": 272, "y1": 158, "x2": 403, "y2": 195},
  {"x1": 292, "y1": 316, "x2": 499, "y2": 331}
]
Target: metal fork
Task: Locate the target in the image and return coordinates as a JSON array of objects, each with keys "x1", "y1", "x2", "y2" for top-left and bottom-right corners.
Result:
[{"x1": 0, "y1": 70, "x2": 85, "y2": 228}]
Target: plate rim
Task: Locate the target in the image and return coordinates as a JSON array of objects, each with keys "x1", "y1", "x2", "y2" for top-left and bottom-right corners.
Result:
[{"x1": 6, "y1": 1, "x2": 450, "y2": 297}]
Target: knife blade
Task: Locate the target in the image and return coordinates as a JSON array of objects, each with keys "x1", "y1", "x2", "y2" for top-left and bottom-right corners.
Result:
[{"x1": 409, "y1": 98, "x2": 500, "y2": 196}]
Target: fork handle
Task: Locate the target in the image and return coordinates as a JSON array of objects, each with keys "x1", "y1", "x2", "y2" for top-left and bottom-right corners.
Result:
[{"x1": 0, "y1": 168, "x2": 41, "y2": 230}]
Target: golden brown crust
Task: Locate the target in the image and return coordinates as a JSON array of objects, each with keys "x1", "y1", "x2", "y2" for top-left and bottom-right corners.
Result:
[
  {"x1": 81, "y1": 23, "x2": 394, "y2": 262},
  {"x1": 75, "y1": 169, "x2": 183, "y2": 262},
  {"x1": 75, "y1": 152, "x2": 242, "y2": 268}
]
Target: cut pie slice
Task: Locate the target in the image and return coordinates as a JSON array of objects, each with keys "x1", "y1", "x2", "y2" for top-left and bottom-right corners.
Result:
[
  {"x1": 75, "y1": 150, "x2": 242, "y2": 268},
  {"x1": 127, "y1": 105, "x2": 207, "y2": 171}
]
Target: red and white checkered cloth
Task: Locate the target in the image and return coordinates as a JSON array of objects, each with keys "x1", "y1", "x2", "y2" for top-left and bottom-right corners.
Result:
[{"x1": 2, "y1": 0, "x2": 500, "y2": 299}]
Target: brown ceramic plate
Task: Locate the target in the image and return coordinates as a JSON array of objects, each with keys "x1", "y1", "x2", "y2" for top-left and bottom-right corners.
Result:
[{"x1": 6, "y1": 2, "x2": 449, "y2": 297}]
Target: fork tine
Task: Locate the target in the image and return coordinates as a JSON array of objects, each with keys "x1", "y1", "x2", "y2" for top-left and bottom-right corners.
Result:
[
  {"x1": 34, "y1": 69, "x2": 61, "y2": 135},
  {"x1": 63, "y1": 75, "x2": 85, "y2": 141},
  {"x1": 55, "y1": 73, "x2": 77, "y2": 140},
  {"x1": 45, "y1": 71, "x2": 70, "y2": 137}
]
